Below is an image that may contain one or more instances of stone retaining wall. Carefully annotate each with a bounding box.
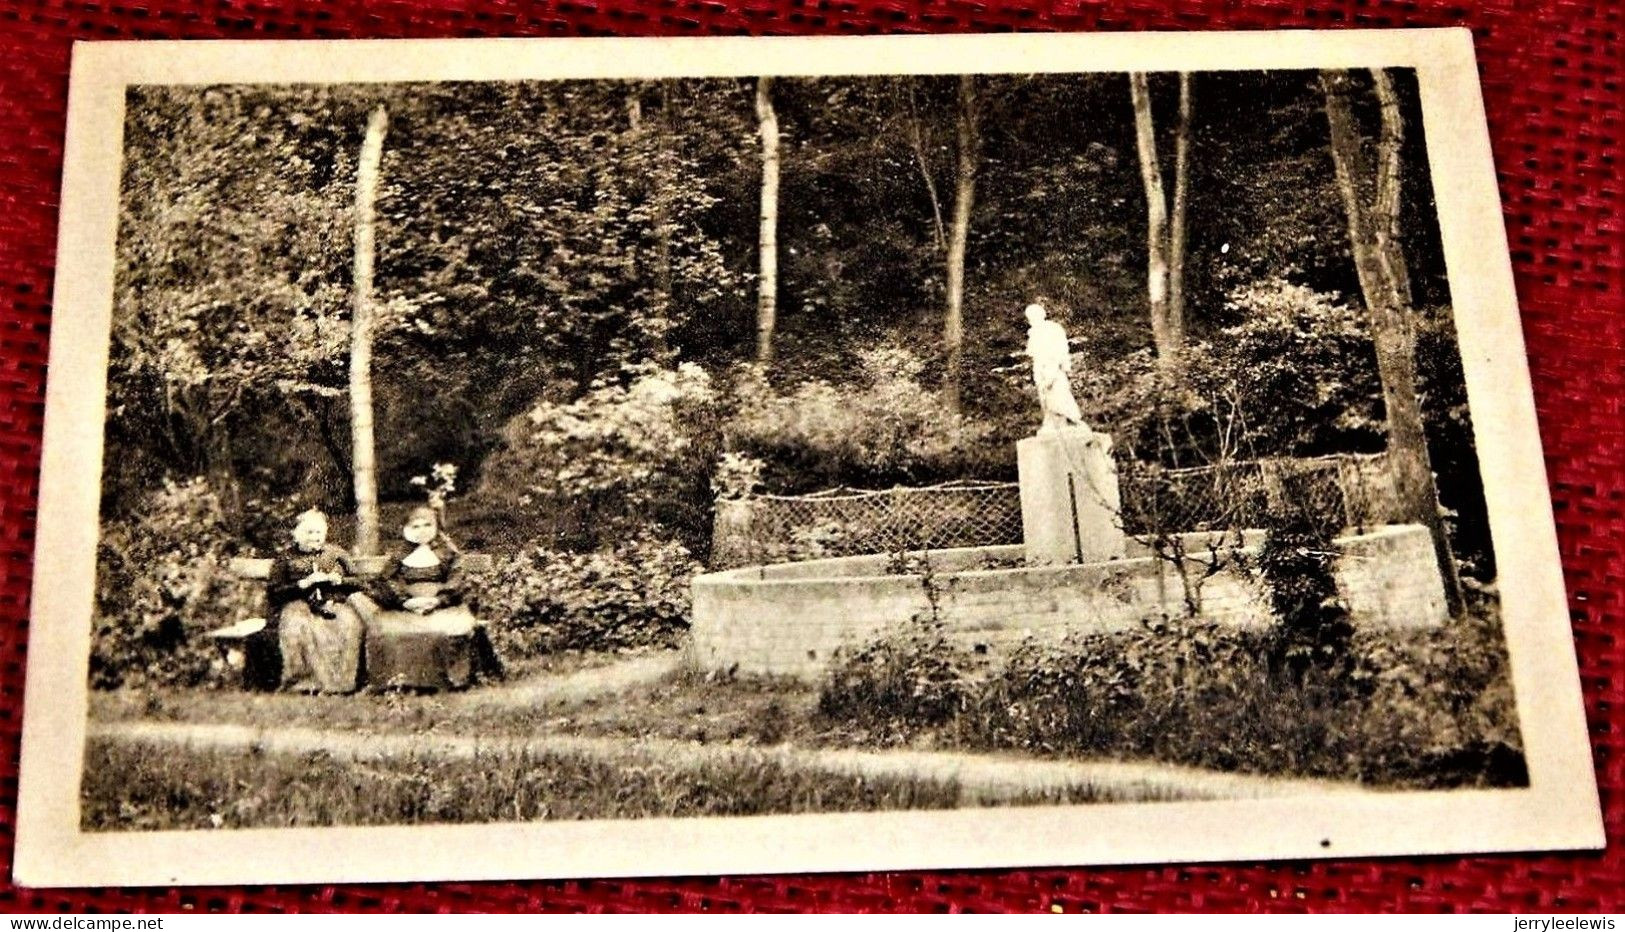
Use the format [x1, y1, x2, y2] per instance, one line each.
[687, 524, 1446, 678]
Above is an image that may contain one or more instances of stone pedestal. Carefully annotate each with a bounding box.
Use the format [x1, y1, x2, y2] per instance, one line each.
[1017, 427, 1126, 565]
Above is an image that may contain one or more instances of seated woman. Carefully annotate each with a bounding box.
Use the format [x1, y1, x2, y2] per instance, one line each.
[271, 509, 365, 694]
[361, 506, 503, 690]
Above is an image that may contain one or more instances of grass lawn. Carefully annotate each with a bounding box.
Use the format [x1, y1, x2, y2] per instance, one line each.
[89, 649, 683, 734]
[84, 649, 1234, 830]
[88, 652, 838, 748]
[82, 734, 973, 830]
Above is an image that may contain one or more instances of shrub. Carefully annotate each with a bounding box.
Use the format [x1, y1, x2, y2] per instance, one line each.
[478, 535, 699, 657]
[817, 618, 980, 745]
[1345, 604, 1525, 786]
[92, 477, 241, 689]
[712, 451, 765, 501]
[974, 619, 1280, 760]
[1258, 494, 1354, 679]
[476, 362, 721, 552]
[823, 608, 1525, 788]
[725, 343, 999, 493]
[1216, 278, 1386, 457]
[1077, 278, 1386, 468]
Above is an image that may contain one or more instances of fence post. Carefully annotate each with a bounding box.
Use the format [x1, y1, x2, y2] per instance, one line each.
[1260, 458, 1287, 517]
[712, 498, 757, 569]
[1335, 456, 1358, 532]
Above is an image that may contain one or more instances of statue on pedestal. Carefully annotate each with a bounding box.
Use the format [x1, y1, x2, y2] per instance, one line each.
[1023, 302, 1086, 435]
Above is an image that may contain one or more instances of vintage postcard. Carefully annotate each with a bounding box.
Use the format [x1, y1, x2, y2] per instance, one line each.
[13, 29, 1603, 887]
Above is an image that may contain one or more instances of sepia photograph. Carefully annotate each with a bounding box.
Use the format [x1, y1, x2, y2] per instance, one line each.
[14, 31, 1602, 887]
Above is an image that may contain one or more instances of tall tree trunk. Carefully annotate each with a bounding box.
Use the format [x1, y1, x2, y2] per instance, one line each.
[626, 90, 643, 130]
[1371, 68, 1413, 307]
[943, 74, 978, 415]
[201, 423, 241, 516]
[754, 76, 780, 365]
[1130, 73, 1177, 372]
[629, 86, 674, 359]
[903, 81, 948, 252]
[1322, 70, 1463, 616]
[350, 104, 388, 557]
[1167, 72, 1193, 356]
[653, 83, 675, 343]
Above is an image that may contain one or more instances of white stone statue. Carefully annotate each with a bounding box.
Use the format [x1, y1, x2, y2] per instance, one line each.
[1024, 302, 1085, 434]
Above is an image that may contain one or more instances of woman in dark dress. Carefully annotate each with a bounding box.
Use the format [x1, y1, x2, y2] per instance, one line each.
[363, 506, 502, 690]
[271, 509, 364, 694]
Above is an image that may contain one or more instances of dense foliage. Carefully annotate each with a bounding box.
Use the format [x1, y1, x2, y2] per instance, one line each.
[476, 362, 721, 552]
[108, 71, 1454, 519]
[817, 619, 977, 734]
[477, 536, 700, 656]
[93, 479, 241, 689]
[819, 606, 1525, 788]
[1258, 484, 1356, 678]
[724, 345, 998, 493]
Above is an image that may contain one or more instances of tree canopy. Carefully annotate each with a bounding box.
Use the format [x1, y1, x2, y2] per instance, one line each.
[108, 68, 1477, 567]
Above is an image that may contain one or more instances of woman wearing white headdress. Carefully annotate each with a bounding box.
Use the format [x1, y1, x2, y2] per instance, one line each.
[363, 506, 503, 691]
[1024, 302, 1085, 434]
[270, 509, 364, 694]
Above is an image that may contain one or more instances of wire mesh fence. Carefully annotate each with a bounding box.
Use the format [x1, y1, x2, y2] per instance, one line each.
[711, 479, 1024, 568]
[711, 452, 1401, 568]
[1119, 452, 1402, 538]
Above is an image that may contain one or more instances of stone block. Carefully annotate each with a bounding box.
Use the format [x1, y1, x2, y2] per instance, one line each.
[1017, 427, 1127, 566]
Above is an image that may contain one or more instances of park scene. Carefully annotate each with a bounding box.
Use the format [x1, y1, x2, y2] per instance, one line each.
[83, 67, 1526, 831]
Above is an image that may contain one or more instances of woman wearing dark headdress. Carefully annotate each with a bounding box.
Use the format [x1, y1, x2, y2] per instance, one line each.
[271, 509, 365, 694]
[363, 506, 502, 690]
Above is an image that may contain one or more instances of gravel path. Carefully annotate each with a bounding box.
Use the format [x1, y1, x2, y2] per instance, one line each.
[453, 651, 684, 709]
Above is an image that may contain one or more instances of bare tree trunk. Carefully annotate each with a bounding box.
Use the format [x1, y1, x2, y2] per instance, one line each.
[754, 76, 780, 365]
[626, 90, 643, 130]
[1322, 70, 1463, 616]
[201, 424, 242, 516]
[1130, 73, 1176, 371]
[943, 75, 978, 415]
[653, 83, 675, 335]
[629, 86, 674, 358]
[904, 81, 948, 252]
[1167, 72, 1193, 356]
[350, 104, 388, 557]
[1371, 68, 1413, 307]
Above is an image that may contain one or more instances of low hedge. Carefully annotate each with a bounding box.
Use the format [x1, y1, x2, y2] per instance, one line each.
[818, 603, 1525, 789]
[476, 535, 699, 657]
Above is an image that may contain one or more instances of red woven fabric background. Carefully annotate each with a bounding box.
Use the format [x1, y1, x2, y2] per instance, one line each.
[0, 0, 1618, 914]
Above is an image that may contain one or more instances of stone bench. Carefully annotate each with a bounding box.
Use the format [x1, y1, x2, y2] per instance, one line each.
[209, 553, 494, 690]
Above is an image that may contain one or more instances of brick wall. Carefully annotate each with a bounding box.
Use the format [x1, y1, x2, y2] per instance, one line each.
[687, 524, 1448, 679]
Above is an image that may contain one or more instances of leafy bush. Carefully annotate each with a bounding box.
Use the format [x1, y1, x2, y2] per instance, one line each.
[1258, 493, 1354, 678]
[712, 451, 765, 501]
[1077, 278, 1385, 468]
[726, 343, 999, 493]
[976, 620, 1276, 759]
[986, 612, 1525, 786]
[92, 478, 241, 689]
[1345, 605, 1525, 785]
[820, 607, 1525, 788]
[476, 362, 721, 552]
[478, 535, 700, 656]
[1217, 278, 1387, 456]
[817, 619, 980, 745]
